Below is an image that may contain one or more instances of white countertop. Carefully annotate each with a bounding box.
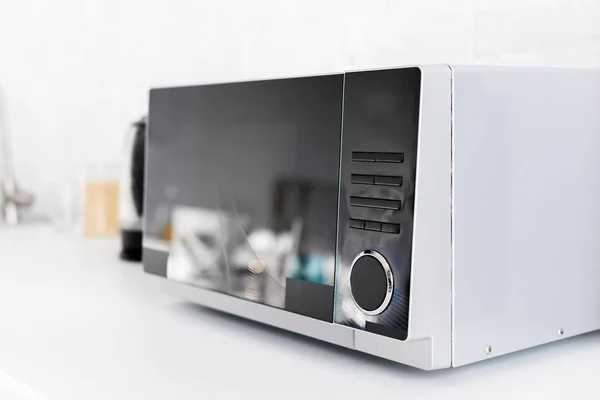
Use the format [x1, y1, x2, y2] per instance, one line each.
[1, 225, 599, 399]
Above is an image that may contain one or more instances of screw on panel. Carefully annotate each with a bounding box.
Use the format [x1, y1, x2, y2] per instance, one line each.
[485, 345, 492, 356]
[557, 328, 564, 337]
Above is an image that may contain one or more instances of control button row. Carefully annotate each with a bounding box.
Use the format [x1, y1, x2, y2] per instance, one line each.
[351, 174, 403, 187]
[351, 152, 404, 163]
[349, 218, 400, 234]
[350, 196, 401, 211]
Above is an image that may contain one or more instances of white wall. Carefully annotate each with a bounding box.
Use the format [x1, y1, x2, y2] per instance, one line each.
[1, 0, 600, 215]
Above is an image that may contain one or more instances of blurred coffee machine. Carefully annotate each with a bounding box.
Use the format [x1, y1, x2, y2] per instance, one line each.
[118, 116, 146, 261]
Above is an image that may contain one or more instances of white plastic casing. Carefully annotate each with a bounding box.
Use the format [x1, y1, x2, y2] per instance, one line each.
[156, 65, 600, 370]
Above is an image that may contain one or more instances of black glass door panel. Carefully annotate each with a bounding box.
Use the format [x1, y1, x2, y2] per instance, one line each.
[146, 75, 344, 321]
[145, 68, 421, 332]
[335, 68, 421, 340]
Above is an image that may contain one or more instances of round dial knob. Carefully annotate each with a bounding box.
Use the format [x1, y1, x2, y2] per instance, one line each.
[349, 250, 394, 316]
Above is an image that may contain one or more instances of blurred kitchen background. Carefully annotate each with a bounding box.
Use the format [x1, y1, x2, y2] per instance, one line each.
[1, 0, 600, 223]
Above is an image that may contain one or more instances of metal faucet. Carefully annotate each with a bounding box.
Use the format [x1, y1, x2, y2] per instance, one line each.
[0, 88, 34, 224]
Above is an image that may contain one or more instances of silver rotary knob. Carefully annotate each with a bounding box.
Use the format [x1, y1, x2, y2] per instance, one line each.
[348, 250, 394, 316]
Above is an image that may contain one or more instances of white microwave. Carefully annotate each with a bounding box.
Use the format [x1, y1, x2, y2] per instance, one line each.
[143, 65, 600, 370]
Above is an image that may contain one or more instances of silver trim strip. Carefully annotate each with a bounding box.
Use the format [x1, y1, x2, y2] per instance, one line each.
[162, 279, 435, 370]
[449, 65, 456, 367]
[162, 279, 354, 348]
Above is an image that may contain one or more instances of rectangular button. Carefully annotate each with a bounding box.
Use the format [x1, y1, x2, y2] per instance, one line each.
[351, 174, 375, 185]
[352, 152, 376, 162]
[350, 196, 401, 210]
[349, 218, 365, 229]
[364, 221, 382, 231]
[374, 175, 403, 187]
[381, 223, 400, 234]
[375, 152, 404, 163]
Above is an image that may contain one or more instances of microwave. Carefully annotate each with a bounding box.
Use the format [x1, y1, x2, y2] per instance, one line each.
[143, 65, 600, 370]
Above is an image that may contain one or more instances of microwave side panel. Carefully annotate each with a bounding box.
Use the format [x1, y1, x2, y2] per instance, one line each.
[451, 66, 600, 367]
